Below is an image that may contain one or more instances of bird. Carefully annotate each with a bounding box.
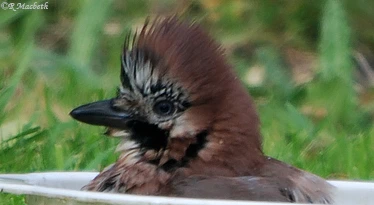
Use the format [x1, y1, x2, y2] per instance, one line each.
[70, 17, 334, 203]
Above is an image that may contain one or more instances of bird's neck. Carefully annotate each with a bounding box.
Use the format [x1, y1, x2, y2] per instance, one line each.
[182, 131, 265, 177]
[184, 83, 265, 176]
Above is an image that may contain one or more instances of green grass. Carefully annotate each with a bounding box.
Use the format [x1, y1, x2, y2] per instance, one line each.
[1, 0, 374, 204]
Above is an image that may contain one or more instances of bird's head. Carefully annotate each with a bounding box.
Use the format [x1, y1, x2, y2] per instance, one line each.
[70, 17, 263, 175]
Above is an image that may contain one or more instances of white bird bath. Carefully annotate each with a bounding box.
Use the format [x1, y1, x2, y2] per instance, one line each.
[0, 172, 373, 205]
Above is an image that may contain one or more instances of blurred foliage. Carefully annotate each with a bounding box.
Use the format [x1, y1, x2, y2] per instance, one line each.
[1, 0, 374, 203]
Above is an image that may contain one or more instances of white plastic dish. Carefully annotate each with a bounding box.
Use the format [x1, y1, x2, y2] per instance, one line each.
[0, 172, 373, 205]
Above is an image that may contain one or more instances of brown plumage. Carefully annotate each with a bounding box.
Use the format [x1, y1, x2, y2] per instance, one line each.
[70, 17, 334, 203]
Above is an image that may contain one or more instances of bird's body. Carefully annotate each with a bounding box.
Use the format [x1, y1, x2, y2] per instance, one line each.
[70, 17, 334, 203]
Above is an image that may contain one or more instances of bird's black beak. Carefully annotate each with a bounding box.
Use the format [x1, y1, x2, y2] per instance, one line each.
[70, 99, 133, 129]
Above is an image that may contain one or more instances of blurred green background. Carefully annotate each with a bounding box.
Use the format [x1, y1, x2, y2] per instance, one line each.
[1, 0, 374, 204]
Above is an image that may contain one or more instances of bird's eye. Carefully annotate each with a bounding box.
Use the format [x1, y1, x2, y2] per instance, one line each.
[153, 100, 175, 116]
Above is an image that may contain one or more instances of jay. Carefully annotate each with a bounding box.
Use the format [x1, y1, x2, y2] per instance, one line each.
[70, 17, 334, 203]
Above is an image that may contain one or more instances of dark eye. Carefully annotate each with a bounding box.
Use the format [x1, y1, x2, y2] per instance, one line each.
[153, 100, 175, 116]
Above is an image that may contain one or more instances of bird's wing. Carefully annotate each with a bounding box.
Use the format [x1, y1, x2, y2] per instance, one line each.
[287, 169, 334, 204]
[167, 173, 334, 203]
[259, 157, 335, 204]
[167, 175, 291, 202]
[166, 158, 335, 204]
